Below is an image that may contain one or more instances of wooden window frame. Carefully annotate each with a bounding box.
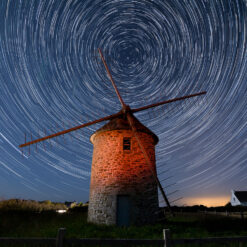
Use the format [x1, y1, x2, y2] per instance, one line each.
[123, 137, 131, 150]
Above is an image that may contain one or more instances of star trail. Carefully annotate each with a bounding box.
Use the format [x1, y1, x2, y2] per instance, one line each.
[0, 0, 246, 205]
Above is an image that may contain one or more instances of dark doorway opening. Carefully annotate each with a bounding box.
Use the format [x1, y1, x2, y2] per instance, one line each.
[116, 195, 130, 226]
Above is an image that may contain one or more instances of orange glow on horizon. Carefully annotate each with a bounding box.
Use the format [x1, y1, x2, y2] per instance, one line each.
[178, 196, 230, 207]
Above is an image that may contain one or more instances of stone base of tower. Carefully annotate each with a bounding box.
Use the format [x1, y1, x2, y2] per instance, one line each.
[88, 189, 159, 226]
[88, 193, 116, 225]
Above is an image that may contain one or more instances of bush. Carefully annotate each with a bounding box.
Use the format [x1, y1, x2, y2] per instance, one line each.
[0, 199, 66, 212]
[68, 205, 88, 213]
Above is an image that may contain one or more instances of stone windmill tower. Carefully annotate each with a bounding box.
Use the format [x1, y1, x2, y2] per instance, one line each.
[19, 49, 206, 226]
[88, 111, 159, 225]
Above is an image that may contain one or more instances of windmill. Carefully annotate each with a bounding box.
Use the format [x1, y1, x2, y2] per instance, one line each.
[19, 49, 206, 226]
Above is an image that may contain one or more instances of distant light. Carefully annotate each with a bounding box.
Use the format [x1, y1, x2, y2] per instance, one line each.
[56, 209, 67, 214]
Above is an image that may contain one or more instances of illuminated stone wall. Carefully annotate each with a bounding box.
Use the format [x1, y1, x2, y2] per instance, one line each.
[87, 129, 159, 225]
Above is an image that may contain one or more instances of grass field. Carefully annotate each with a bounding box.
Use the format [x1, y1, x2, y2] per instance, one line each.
[0, 201, 246, 246]
[0, 210, 247, 243]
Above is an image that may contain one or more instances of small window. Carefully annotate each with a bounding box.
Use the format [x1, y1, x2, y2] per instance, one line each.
[123, 137, 131, 150]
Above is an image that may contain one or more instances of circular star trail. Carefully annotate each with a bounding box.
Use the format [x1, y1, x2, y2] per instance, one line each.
[0, 0, 246, 204]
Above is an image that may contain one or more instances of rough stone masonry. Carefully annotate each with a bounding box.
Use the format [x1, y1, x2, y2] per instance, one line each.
[88, 114, 159, 225]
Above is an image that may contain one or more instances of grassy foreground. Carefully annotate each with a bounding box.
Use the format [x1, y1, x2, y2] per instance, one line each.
[0, 200, 247, 246]
[0, 213, 247, 247]
[0, 210, 247, 239]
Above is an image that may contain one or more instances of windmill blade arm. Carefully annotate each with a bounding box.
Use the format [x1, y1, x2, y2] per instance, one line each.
[19, 112, 123, 148]
[98, 48, 126, 108]
[132, 91, 206, 114]
[126, 113, 174, 215]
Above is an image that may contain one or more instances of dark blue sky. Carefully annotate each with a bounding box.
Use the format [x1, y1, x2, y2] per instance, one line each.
[0, 0, 246, 206]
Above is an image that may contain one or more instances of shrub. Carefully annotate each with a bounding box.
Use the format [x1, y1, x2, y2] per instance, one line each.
[0, 199, 66, 212]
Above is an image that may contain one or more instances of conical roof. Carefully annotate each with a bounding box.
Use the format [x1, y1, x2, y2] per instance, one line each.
[90, 112, 159, 144]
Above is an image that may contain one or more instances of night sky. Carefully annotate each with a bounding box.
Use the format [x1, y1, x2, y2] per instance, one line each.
[0, 0, 247, 207]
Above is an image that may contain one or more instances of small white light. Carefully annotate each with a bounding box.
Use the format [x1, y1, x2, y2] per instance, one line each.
[56, 209, 67, 214]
